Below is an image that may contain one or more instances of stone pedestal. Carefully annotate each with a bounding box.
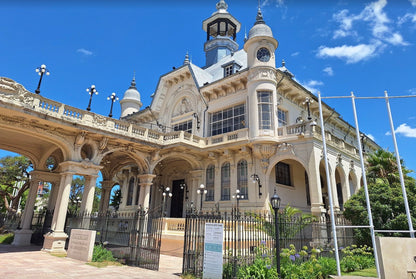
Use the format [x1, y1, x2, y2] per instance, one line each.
[42, 231, 68, 254]
[12, 229, 33, 246]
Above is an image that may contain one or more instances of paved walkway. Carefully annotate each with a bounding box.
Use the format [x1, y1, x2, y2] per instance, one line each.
[0, 244, 182, 279]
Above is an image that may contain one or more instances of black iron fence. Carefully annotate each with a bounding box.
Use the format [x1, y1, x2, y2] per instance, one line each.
[182, 209, 354, 278]
[65, 207, 164, 271]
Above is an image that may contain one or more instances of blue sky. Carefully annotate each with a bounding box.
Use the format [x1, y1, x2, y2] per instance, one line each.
[1, 0, 416, 177]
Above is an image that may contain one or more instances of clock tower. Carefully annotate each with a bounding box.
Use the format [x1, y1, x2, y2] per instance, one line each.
[244, 8, 279, 138]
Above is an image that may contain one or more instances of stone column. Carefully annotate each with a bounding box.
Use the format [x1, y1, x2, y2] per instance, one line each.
[43, 172, 73, 254]
[80, 175, 98, 214]
[99, 180, 113, 213]
[47, 182, 58, 211]
[138, 174, 156, 210]
[189, 170, 203, 211]
[329, 167, 340, 210]
[12, 175, 40, 246]
[308, 150, 324, 217]
[119, 170, 129, 210]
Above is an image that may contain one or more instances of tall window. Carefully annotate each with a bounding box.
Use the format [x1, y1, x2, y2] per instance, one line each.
[135, 178, 140, 205]
[206, 164, 215, 201]
[221, 162, 230, 200]
[305, 171, 311, 206]
[258, 91, 272, 129]
[278, 108, 287, 126]
[209, 104, 246, 136]
[276, 162, 291, 186]
[127, 177, 135, 206]
[237, 160, 248, 200]
[173, 120, 192, 134]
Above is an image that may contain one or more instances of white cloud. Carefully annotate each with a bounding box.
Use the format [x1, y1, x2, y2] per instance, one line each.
[317, 43, 380, 64]
[322, 0, 408, 63]
[411, 0, 416, 7]
[299, 80, 324, 94]
[398, 13, 416, 25]
[392, 123, 416, 138]
[77, 48, 93, 56]
[367, 134, 376, 141]
[323, 67, 334, 76]
[409, 88, 416, 95]
[291, 52, 299, 56]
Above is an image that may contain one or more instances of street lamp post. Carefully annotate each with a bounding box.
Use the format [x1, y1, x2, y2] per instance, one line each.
[303, 97, 314, 121]
[180, 182, 189, 201]
[270, 189, 281, 277]
[251, 174, 262, 198]
[35, 64, 50, 94]
[107, 92, 119, 118]
[86, 85, 98, 111]
[75, 196, 81, 215]
[162, 186, 172, 217]
[232, 189, 244, 214]
[197, 184, 207, 212]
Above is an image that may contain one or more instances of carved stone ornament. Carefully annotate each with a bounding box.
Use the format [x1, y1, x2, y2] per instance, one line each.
[75, 131, 87, 146]
[350, 160, 355, 171]
[0, 77, 33, 104]
[93, 114, 107, 126]
[277, 142, 295, 155]
[248, 68, 277, 83]
[336, 153, 342, 166]
[173, 98, 192, 117]
[253, 144, 276, 172]
[99, 137, 108, 151]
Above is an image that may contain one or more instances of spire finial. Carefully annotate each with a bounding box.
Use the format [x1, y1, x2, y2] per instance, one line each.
[184, 52, 190, 65]
[130, 72, 137, 89]
[244, 27, 248, 43]
[255, 0, 265, 25]
[216, 0, 228, 11]
[282, 59, 286, 67]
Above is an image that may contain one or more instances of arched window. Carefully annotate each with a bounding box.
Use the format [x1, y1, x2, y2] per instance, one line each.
[127, 177, 134, 206]
[237, 160, 248, 200]
[221, 162, 230, 200]
[206, 165, 215, 201]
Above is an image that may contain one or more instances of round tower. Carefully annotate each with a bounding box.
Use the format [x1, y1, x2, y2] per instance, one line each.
[244, 8, 279, 138]
[120, 77, 142, 118]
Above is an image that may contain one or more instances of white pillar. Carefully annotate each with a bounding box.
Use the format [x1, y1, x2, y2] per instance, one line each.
[42, 172, 72, 253]
[99, 180, 113, 213]
[80, 175, 97, 214]
[12, 176, 39, 246]
[138, 174, 156, 210]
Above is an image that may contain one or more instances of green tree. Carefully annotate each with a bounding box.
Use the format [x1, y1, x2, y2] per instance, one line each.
[344, 149, 416, 245]
[110, 188, 121, 211]
[68, 176, 85, 214]
[0, 156, 32, 213]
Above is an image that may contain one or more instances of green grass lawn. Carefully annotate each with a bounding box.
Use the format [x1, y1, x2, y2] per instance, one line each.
[343, 268, 378, 277]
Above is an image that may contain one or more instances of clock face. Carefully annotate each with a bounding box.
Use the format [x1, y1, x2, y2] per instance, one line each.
[257, 47, 271, 62]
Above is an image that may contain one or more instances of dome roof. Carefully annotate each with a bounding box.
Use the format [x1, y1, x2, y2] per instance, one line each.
[121, 77, 141, 102]
[248, 8, 276, 45]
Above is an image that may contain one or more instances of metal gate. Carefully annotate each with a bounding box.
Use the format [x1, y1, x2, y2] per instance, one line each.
[129, 207, 164, 271]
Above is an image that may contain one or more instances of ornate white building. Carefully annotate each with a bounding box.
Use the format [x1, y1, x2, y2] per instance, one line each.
[0, 1, 377, 252]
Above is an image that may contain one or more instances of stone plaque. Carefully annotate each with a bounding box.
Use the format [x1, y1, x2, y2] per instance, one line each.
[376, 236, 416, 279]
[67, 229, 96, 262]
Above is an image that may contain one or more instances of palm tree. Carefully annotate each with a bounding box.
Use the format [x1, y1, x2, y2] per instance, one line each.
[366, 149, 399, 185]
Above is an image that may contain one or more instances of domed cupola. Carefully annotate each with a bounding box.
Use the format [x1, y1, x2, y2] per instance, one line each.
[244, 7, 278, 68]
[202, 0, 241, 67]
[120, 76, 143, 118]
[245, 7, 278, 50]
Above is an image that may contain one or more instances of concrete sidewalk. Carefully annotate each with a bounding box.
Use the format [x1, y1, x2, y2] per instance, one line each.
[0, 244, 182, 279]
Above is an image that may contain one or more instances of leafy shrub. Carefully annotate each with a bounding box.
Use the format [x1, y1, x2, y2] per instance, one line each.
[0, 233, 14, 244]
[92, 244, 116, 262]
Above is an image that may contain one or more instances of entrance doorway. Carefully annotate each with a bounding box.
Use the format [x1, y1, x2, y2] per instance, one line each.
[170, 179, 184, 217]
